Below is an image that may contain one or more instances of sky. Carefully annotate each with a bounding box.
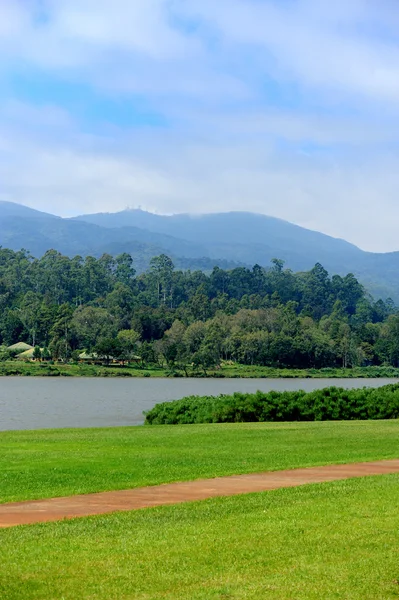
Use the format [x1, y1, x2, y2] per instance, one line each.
[0, 0, 399, 252]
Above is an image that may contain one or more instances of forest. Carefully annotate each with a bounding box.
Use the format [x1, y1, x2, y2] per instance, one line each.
[0, 247, 399, 371]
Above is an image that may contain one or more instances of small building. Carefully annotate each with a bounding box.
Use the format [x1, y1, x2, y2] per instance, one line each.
[17, 348, 44, 360]
[78, 351, 141, 365]
[8, 342, 34, 353]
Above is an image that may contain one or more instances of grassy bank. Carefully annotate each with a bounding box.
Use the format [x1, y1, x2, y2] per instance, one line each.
[1, 475, 399, 599]
[1, 360, 399, 378]
[1, 420, 399, 503]
[0, 360, 161, 378]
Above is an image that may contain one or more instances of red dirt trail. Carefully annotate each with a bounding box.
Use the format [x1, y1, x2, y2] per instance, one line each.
[1, 459, 399, 528]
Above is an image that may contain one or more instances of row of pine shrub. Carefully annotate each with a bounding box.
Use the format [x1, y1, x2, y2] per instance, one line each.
[144, 384, 399, 424]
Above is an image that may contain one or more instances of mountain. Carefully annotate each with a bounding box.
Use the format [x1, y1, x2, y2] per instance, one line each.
[0, 201, 60, 221]
[76, 209, 399, 301]
[73, 209, 360, 269]
[74, 208, 349, 245]
[75, 208, 399, 300]
[73, 210, 363, 278]
[1, 201, 399, 300]
[0, 202, 242, 273]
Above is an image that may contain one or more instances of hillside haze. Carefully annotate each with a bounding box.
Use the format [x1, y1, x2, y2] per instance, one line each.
[74, 209, 362, 271]
[1, 201, 399, 300]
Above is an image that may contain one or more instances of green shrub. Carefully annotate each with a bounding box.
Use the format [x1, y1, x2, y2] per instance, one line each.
[144, 384, 399, 425]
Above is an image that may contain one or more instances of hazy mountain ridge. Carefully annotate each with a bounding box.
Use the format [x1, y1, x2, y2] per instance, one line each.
[0, 202, 244, 273]
[74, 208, 364, 273]
[74, 208, 399, 300]
[1, 201, 399, 300]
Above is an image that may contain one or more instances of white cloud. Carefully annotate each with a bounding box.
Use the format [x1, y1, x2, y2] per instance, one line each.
[1, 1, 399, 252]
[0, 0, 200, 70]
[180, 0, 399, 105]
[1, 104, 399, 252]
[2, 0, 399, 106]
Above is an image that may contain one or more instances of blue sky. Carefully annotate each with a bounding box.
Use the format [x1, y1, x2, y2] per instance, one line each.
[0, 0, 399, 251]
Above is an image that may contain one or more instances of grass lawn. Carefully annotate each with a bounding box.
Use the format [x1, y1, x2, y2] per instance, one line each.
[1, 420, 399, 503]
[1, 475, 399, 599]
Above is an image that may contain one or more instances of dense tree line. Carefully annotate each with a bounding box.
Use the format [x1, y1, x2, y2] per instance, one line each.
[0, 247, 398, 370]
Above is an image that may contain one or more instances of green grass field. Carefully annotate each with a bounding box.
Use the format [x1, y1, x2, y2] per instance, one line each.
[1, 475, 399, 599]
[1, 420, 399, 504]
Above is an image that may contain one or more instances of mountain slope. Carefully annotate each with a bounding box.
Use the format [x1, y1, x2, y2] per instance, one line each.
[0, 202, 241, 272]
[0, 201, 60, 221]
[74, 208, 358, 251]
[74, 209, 399, 300]
[74, 209, 362, 269]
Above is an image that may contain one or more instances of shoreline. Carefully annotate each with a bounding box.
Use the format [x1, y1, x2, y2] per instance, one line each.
[1, 361, 399, 379]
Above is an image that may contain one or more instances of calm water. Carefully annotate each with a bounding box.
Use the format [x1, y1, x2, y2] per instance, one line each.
[0, 377, 397, 431]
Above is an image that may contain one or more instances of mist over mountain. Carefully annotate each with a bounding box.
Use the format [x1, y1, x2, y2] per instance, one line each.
[1, 201, 399, 300]
[74, 208, 361, 271]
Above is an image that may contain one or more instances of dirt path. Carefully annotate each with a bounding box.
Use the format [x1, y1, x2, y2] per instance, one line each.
[1, 459, 399, 528]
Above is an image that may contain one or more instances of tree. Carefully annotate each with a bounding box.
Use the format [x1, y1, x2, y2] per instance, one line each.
[333, 273, 364, 316]
[49, 304, 75, 360]
[203, 315, 231, 361]
[161, 320, 188, 374]
[0, 308, 25, 346]
[188, 293, 212, 321]
[337, 323, 355, 368]
[184, 321, 207, 354]
[0, 244, 394, 373]
[117, 329, 141, 362]
[105, 283, 136, 329]
[150, 255, 174, 306]
[33, 346, 42, 361]
[294, 321, 336, 368]
[236, 330, 270, 365]
[266, 260, 299, 304]
[0, 346, 11, 362]
[192, 345, 219, 375]
[269, 333, 296, 368]
[300, 263, 332, 320]
[210, 266, 229, 295]
[94, 338, 122, 365]
[71, 306, 117, 350]
[115, 253, 136, 287]
[140, 341, 156, 366]
[41, 347, 51, 361]
[17, 292, 42, 346]
[271, 258, 285, 273]
[376, 315, 399, 366]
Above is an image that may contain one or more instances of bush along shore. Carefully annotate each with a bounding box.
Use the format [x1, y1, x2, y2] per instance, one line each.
[144, 383, 399, 424]
[2, 361, 399, 378]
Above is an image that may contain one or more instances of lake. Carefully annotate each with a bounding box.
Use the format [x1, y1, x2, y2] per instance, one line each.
[1, 377, 397, 431]
[0, 377, 397, 431]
